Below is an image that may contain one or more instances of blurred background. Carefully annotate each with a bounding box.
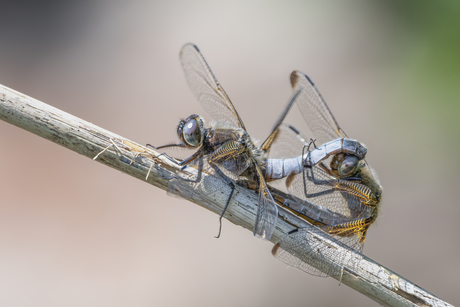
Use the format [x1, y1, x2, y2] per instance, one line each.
[0, 1, 458, 306]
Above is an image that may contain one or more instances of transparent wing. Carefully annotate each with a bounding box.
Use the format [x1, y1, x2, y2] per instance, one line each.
[272, 225, 363, 277]
[265, 123, 306, 160]
[287, 164, 371, 223]
[290, 70, 348, 146]
[167, 152, 217, 199]
[260, 90, 301, 154]
[268, 124, 371, 223]
[180, 43, 246, 130]
[167, 152, 236, 206]
[290, 71, 382, 206]
[253, 164, 278, 240]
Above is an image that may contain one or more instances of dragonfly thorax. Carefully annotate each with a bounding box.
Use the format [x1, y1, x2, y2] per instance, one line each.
[177, 114, 205, 148]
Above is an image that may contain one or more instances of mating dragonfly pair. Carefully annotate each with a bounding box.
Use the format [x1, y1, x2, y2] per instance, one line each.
[153, 43, 382, 277]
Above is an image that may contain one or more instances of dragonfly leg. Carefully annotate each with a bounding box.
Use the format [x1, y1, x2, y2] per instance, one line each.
[317, 162, 337, 177]
[301, 164, 336, 200]
[341, 176, 362, 182]
[308, 138, 318, 150]
[211, 166, 236, 239]
[143, 152, 181, 180]
[146, 143, 191, 170]
[149, 148, 204, 181]
[303, 138, 317, 156]
[146, 143, 189, 164]
[301, 138, 318, 167]
[321, 217, 373, 240]
[306, 164, 371, 205]
[206, 141, 247, 238]
[153, 152, 182, 166]
[146, 143, 186, 150]
[168, 152, 204, 183]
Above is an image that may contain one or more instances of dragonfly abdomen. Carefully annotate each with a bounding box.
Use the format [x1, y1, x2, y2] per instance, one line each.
[265, 156, 303, 180]
[305, 138, 367, 167]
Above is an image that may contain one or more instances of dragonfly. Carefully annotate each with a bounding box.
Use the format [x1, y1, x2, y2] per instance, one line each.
[151, 43, 302, 241]
[153, 44, 382, 277]
[264, 71, 383, 277]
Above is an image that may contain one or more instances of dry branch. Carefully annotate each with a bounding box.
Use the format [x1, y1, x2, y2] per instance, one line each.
[0, 84, 452, 307]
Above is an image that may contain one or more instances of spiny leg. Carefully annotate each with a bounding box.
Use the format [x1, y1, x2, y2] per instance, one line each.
[146, 142, 190, 171]
[163, 153, 205, 201]
[301, 138, 320, 199]
[149, 149, 203, 181]
[146, 143, 186, 150]
[168, 151, 204, 183]
[118, 147, 183, 181]
[207, 140, 247, 238]
[212, 166, 236, 239]
[144, 152, 180, 180]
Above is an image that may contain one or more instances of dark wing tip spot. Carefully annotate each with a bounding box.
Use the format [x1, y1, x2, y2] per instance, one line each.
[290, 70, 300, 88]
[290, 70, 315, 88]
[271, 242, 281, 256]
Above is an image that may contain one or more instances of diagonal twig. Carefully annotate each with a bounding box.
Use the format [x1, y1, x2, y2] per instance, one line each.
[0, 84, 452, 307]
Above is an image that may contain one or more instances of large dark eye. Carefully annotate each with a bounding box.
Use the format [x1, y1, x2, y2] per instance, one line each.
[338, 155, 359, 177]
[183, 118, 202, 146]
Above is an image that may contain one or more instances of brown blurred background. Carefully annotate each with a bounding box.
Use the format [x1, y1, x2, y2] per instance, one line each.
[0, 1, 458, 306]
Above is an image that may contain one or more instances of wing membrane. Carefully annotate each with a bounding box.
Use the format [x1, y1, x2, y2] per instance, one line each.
[290, 70, 347, 145]
[287, 165, 371, 223]
[266, 123, 306, 159]
[272, 226, 363, 277]
[253, 164, 278, 240]
[180, 43, 246, 130]
[268, 71, 381, 277]
[268, 124, 370, 223]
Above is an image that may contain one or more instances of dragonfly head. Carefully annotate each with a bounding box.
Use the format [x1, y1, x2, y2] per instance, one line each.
[331, 153, 361, 177]
[337, 155, 360, 177]
[177, 114, 205, 148]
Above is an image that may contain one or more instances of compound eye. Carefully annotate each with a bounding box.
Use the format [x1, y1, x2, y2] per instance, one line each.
[183, 118, 202, 147]
[338, 155, 359, 177]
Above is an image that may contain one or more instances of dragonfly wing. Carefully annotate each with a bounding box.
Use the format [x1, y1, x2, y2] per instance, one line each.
[261, 90, 301, 153]
[290, 70, 382, 204]
[290, 70, 348, 145]
[253, 164, 278, 240]
[167, 153, 230, 201]
[180, 43, 246, 130]
[272, 226, 363, 277]
[267, 123, 371, 224]
[263, 124, 364, 233]
[287, 165, 371, 224]
[265, 123, 307, 160]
